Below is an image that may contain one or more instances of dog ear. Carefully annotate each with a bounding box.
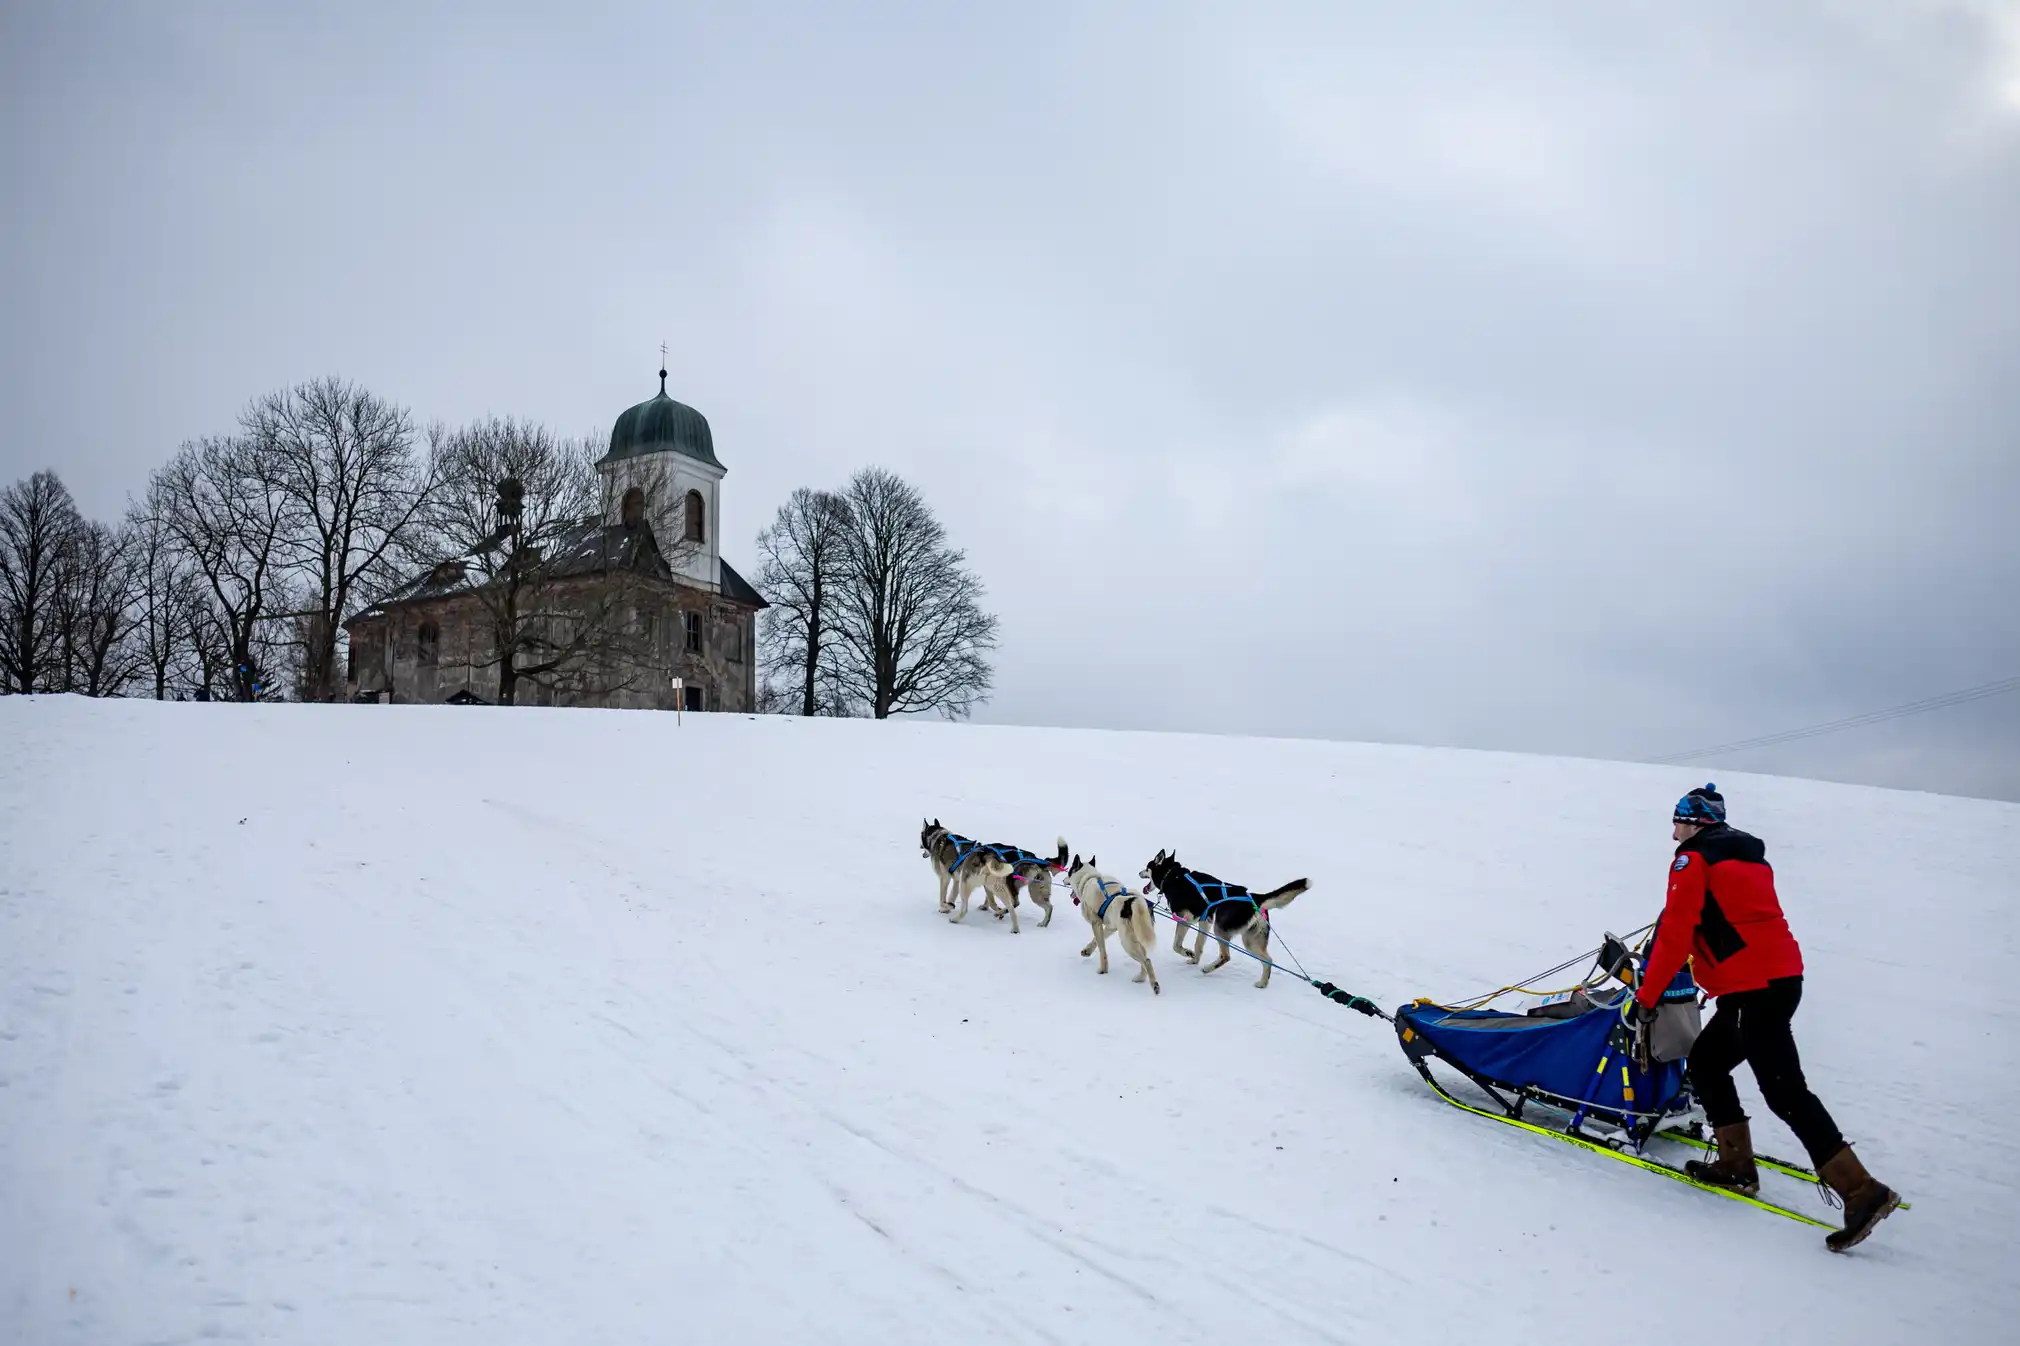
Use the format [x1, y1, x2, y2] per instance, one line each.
[1090, 854, 1098, 867]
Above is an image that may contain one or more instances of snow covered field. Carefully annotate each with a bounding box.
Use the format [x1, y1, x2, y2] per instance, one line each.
[3, 696, 2016, 1345]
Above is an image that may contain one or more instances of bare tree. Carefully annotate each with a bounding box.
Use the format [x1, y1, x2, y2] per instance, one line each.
[0, 470, 84, 694]
[250, 378, 433, 702]
[148, 435, 299, 701]
[829, 467, 998, 719]
[415, 418, 685, 706]
[123, 497, 195, 700]
[754, 486, 854, 716]
[180, 583, 236, 701]
[421, 416, 598, 562]
[50, 518, 142, 696]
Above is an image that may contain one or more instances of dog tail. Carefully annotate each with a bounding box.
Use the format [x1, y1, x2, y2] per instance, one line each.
[1052, 836, 1068, 868]
[1122, 894, 1156, 949]
[1258, 879, 1309, 912]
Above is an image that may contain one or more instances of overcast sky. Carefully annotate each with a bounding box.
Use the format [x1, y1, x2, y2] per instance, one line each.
[5, 1, 2017, 801]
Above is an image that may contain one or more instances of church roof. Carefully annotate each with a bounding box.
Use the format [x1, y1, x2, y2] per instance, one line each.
[344, 518, 768, 624]
[718, 557, 767, 609]
[599, 370, 721, 471]
[345, 517, 670, 623]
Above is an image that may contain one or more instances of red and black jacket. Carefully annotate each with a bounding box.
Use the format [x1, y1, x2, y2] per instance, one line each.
[1637, 824, 1804, 1006]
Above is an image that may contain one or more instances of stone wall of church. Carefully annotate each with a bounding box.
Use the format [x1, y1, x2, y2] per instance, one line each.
[345, 577, 758, 713]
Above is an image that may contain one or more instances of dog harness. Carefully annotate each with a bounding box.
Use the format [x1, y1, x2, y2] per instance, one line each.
[1093, 878, 1130, 920]
[942, 833, 983, 873]
[986, 843, 1046, 884]
[943, 835, 1060, 886]
[1181, 870, 1265, 923]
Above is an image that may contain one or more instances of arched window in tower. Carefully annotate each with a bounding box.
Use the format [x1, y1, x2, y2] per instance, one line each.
[417, 620, 440, 666]
[621, 486, 646, 528]
[684, 489, 707, 545]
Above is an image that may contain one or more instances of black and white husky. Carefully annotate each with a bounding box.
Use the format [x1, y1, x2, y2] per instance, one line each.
[1066, 854, 1159, 994]
[1139, 849, 1308, 989]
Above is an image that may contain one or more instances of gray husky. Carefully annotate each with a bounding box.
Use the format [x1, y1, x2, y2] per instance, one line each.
[920, 819, 1016, 930]
[918, 820, 1066, 934]
[982, 838, 1068, 928]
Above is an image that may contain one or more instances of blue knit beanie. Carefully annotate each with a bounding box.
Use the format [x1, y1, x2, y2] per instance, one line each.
[1673, 783, 1726, 826]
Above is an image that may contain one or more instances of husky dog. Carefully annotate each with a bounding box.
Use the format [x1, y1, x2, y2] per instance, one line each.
[976, 838, 1068, 928]
[1139, 849, 1308, 989]
[919, 819, 1018, 930]
[1066, 854, 1159, 994]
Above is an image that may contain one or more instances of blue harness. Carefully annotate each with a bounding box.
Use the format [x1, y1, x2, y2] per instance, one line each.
[1092, 877, 1131, 919]
[944, 835, 1048, 882]
[1182, 870, 1262, 923]
[943, 833, 982, 872]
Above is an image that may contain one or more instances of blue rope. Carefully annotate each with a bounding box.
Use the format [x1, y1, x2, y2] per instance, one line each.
[1149, 899, 1305, 982]
[1148, 899, 1386, 1019]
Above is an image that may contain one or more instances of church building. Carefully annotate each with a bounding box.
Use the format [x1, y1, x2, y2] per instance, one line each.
[343, 370, 767, 711]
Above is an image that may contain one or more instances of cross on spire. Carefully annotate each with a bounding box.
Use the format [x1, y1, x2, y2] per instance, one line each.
[658, 341, 668, 394]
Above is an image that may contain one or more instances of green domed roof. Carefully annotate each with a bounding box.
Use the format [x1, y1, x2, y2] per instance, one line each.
[600, 371, 721, 470]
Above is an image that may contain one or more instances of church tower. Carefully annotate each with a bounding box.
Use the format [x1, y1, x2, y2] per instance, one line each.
[595, 364, 724, 592]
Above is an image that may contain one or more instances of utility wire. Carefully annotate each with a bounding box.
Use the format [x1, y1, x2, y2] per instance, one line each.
[1650, 673, 2020, 765]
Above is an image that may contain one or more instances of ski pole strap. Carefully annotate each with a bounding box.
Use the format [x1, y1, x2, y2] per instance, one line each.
[1312, 980, 1391, 1021]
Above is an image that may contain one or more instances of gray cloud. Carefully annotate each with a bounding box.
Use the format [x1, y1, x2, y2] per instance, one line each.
[5, 1, 2017, 798]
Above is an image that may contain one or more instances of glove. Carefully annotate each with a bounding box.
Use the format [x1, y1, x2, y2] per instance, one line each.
[1628, 999, 1660, 1069]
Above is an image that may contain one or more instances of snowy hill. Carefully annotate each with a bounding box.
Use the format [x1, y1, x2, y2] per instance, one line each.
[3, 697, 2017, 1345]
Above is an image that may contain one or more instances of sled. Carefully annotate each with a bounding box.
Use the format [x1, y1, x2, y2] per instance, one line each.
[1394, 930, 1700, 1150]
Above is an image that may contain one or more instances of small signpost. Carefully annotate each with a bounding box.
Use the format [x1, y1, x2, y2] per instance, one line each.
[671, 676, 683, 726]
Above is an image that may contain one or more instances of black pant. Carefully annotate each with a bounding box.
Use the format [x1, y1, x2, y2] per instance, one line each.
[1687, 976, 1846, 1167]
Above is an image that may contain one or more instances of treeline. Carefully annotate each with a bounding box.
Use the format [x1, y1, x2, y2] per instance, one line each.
[4, 377, 1001, 719]
[1, 377, 604, 702]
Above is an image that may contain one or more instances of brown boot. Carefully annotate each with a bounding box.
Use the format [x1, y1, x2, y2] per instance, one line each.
[1684, 1122, 1760, 1195]
[1819, 1146, 1900, 1252]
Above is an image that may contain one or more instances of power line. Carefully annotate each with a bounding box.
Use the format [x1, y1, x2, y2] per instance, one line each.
[1649, 673, 2020, 765]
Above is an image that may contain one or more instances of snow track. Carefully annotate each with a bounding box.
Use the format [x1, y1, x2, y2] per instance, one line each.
[3, 697, 2016, 1343]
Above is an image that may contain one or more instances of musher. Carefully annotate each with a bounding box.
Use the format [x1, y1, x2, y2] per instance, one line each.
[1635, 784, 1901, 1251]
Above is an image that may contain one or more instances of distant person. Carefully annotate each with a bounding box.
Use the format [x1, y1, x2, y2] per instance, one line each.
[1636, 784, 1900, 1251]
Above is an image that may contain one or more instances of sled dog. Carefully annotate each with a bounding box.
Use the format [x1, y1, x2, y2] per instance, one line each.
[1139, 848, 1308, 988]
[1067, 854, 1159, 994]
[919, 819, 1019, 930]
[978, 838, 1068, 928]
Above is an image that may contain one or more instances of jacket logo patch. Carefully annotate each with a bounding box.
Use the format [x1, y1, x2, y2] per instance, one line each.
[1673, 855, 1691, 871]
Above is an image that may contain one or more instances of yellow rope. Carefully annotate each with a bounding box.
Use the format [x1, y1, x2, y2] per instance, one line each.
[1451, 983, 1583, 1010]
